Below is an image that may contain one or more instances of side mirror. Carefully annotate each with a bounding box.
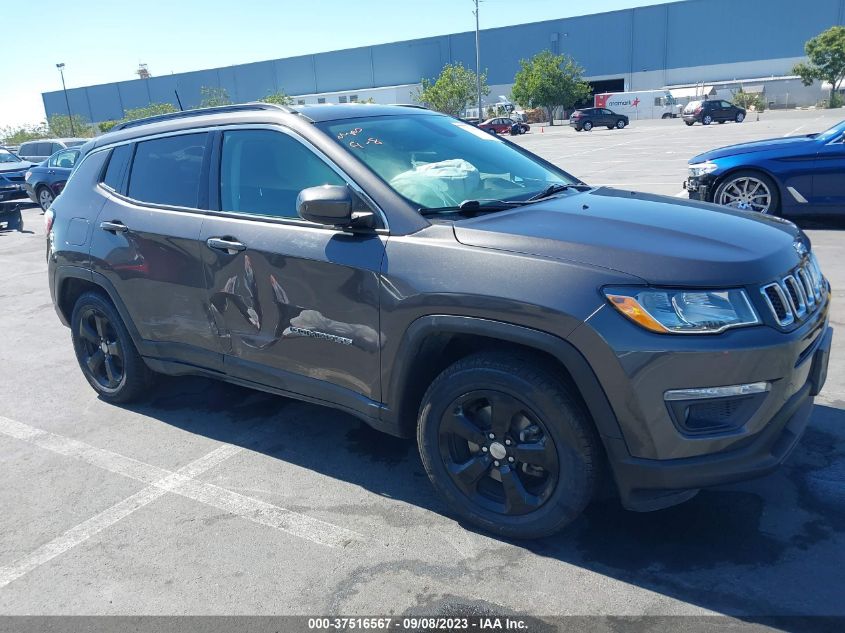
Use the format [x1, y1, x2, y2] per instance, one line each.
[297, 185, 375, 229]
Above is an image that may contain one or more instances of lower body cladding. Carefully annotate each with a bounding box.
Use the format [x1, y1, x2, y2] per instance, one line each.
[573, 297, 832, 511]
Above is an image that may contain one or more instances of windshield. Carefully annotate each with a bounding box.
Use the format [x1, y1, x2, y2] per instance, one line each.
[317, 114, 577, 210]
[815, 120, 845, 142]
[0, 149, 21, 164]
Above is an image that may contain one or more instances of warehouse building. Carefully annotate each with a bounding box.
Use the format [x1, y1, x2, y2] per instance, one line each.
[42, 0, 845, 123]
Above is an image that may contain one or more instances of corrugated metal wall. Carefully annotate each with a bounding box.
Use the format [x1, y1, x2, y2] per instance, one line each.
[42, 0, 845, 122]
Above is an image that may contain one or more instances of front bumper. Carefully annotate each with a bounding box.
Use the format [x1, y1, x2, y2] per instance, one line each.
[683, 174, 717, 201]
[570, 285, 832, 511]
[0, 184, 27, 202]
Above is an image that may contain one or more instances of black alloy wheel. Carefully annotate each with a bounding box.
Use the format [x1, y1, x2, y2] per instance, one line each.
[438, 390, 559, 516]
[71, 291, 155, 403]
[417, 353, 600, 538]
[77, 307, 126, 392]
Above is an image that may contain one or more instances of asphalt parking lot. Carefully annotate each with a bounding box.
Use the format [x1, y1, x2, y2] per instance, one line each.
[0, 109, 843, 621]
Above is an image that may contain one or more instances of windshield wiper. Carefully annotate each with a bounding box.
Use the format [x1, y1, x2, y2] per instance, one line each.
[420, 199, 526, 216]
[527, 183, 590, 201]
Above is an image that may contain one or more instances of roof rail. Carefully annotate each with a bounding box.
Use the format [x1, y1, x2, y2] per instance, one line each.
[111, 102, 295, 132]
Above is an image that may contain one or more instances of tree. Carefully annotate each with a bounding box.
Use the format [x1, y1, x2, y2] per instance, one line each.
[414, 62, 489, 116]
[47, 114, 95, 138]
[98, 103, 179, 133]
[732, 88, 766, 112]
[511, 51, 591, 125]
[259, 91, 295, 106]
[793, 26, 845, 108]
[199, 86, 232, 108]
[1, 123, 49, 145]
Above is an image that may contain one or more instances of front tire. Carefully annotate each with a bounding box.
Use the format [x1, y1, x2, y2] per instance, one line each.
[71, 292, 155, 403]
[702, 114, 713, 125]
[417, 353, 600, 539]
[713, 170, 780, 215]
[736, 112, 745, 123]
[616, 119, 626, 129]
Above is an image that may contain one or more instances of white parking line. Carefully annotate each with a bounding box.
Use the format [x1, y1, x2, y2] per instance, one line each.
[0, 415, 362, 578]
[0, 443, 239, 590]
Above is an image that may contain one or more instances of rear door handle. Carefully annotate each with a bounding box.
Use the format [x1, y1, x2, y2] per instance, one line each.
[100, 220, 128, 233]
[206, 237, 247, 253]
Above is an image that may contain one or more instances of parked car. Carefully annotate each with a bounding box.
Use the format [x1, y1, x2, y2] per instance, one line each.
[682, 99, 746, 126]
[24, 147, 81, 211]
[47, 103, 831, 539]
[17, 138, 87, 163]
[569, 108, 628, 131]
[477, 117, 529, 135]
[685, 119, 845, 215]
[0, 148, 34, 203]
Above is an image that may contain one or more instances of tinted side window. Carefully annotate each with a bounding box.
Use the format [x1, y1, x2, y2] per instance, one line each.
[102, 144, 133, 192]
[19, 143, 34, 156]
[51, 143, 63, 154]
[128, 133, 207, 208]
[219, 129, 344, 219]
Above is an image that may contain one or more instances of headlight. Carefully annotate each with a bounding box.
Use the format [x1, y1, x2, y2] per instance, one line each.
[688, 161, 718, 177]
[24, 171, 32, 180]
[604, 287, 760, 334]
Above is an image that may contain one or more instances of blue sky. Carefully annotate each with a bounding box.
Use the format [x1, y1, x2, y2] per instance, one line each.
[1, 0, 678, 128]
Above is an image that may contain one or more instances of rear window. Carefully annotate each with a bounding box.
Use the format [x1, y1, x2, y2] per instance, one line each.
[101, 144, 133, 192]
[127, 133, 207, 208]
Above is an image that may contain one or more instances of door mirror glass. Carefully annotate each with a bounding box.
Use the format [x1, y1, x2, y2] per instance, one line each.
[297, 185, 355, 226]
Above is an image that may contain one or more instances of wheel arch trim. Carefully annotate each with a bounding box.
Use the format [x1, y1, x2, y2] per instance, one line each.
[382, 314, 624, 442]
[54, 265, 146, 354]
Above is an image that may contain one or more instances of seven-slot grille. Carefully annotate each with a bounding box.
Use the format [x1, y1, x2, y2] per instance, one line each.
[760, 257, 825, 327]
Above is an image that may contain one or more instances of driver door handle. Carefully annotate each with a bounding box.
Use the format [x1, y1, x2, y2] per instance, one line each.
[99, 220, 128, 233]
[206, 237, 247, 253]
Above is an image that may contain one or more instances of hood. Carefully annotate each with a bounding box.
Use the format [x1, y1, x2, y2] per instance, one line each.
[691, 135, 817, 162]
[0, 159, 34, 173]
[453, 188, 803, 286]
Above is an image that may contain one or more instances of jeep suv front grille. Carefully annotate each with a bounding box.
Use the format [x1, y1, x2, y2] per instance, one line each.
[760, 260, 825, 327]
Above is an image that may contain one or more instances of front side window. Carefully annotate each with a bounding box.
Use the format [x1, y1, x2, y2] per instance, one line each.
[127, 133, 207, 208]
[318, 114, 575, 210]
[219, 129, 344, 219]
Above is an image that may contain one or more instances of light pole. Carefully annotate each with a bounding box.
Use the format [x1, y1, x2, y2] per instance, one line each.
[56, 63, 76, 136]
[473, 0, 481, 120]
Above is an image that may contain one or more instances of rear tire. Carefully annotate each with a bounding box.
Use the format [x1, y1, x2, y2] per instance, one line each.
[37, 186, 54, 212]
[685, 120, 694, 126]
[583, 121, 593, 131]
[70, 291, 155, 403]
[417, 352, 600, 539]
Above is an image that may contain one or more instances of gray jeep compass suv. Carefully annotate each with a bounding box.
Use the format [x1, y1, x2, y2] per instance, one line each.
[47, 103, 832, 538]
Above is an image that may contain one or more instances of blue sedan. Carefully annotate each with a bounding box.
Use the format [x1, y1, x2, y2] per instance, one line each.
[685, 119, 845, 215]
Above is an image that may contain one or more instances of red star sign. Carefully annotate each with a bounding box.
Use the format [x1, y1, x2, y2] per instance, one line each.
[632, 98, 640, 107]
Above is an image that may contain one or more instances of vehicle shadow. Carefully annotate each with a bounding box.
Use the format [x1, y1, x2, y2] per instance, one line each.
[124, 375, 845, 617]
[791, 215, 845, 231]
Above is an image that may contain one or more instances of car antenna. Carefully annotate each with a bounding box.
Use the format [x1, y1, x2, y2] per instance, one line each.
[174, 90, 184, 112]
